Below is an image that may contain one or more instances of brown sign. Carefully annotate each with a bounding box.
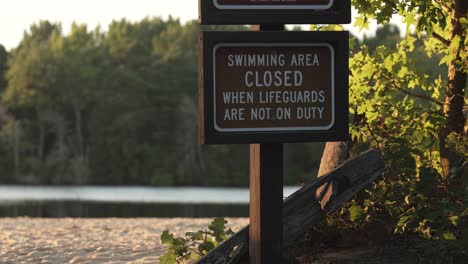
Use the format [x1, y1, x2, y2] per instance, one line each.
[199, 31, 349, 144]
[214, 0, 333, 9]
[213, 43, 334, 132]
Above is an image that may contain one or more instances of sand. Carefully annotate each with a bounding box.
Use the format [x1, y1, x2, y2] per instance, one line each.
[0, 217, 249, 264]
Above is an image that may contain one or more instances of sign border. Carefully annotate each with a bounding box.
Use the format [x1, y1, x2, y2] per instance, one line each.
[213, 0, 334, 10]
[199, 0, 350, 25]
[199, 31, 349, 144]
[213, 43, 336, 132]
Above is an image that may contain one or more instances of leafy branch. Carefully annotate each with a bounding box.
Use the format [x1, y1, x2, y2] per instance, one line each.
[159, 218, 235, 264]
[431, 32, 451, 47]
[393, 84, 444, 107]
[387, 79, 444, 107]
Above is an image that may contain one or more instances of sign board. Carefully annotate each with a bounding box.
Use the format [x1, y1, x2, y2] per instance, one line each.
[199, 31, 349, 144]
[214, 0, 333, 9]
[199, 0, 350, 25]
[214, 44, 334, 132]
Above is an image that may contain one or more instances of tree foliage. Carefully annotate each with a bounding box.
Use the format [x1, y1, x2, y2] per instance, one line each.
[0, 44, 7, 92]
[352, 0, 467, 177]
[324, 0, 468, 244]
[0, 18, 322, 186]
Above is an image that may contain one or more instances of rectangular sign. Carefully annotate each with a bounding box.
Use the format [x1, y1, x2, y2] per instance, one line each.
[214, 43, 334, 132]
[199, 0, 350, 25]
[199, 31, 349, 144]
[214, 0, 333, 9]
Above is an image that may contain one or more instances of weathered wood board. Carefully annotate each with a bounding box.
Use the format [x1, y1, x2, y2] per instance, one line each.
[196, 149, 385, 264]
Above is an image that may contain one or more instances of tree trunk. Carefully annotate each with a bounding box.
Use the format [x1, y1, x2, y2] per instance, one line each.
[13, 121, 20, 176]
[440, 0, 467, 178]
[315, 141, 349, 209]
[55, 113, 67, 183]
[38, 118, 45, 161]
[73, 102, 84, 157]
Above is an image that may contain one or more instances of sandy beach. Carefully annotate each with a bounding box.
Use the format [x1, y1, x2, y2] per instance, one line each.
[0, 217, 249, 264]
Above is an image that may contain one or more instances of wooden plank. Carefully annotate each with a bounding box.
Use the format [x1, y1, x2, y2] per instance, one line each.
[196, 149, 385, 264]
[250, 144, 284, 264]
[249, 144, 261, 264]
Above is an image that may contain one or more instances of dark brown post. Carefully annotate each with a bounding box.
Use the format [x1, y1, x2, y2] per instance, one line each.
[249, 24, 285, 264]
[250, 144, 284, 264]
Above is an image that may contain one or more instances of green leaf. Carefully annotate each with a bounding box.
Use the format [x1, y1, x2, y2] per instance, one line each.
[403, 12, 417, 28]
[443, 232, 456, 240]
[349, 204, 365, 222]
[173, 237, 188, 254]
[460, 17, 468, 29]
[439, 54, 451, 66]
[449, 35, 461, 51]
[355, 16, 370, 30]
[189, 250, 202, 260]
[209, 218, 227, 230]
[397, 66, 409, 78]
[209, 218, 228, 242]
[161, 230, 174, 245]
[186, 231, 204, 240]
[397, 215, 411, 231]
[383, 55, 394, 72]
[159, 251, 176, 264]
[199, 241, 216, 253]
[401, 36, 416, 51]
[449, 216, 460, 227]
[408, 79, 418, 89]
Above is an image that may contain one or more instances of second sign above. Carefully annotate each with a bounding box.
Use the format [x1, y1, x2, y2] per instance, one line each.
[199, 0, 351, 25]
[214, 0, 333, 9]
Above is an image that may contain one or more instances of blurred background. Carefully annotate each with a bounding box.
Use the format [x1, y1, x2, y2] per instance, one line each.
[0, 0, 443, 219]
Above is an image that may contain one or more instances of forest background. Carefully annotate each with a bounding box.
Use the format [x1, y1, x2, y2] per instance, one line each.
[0, 21, 326, 186]
[0, 18, 449, 187]
[0, 18, 459, 187]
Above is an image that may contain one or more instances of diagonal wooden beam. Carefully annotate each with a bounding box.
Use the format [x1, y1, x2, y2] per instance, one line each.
[196, 149, 386, 264]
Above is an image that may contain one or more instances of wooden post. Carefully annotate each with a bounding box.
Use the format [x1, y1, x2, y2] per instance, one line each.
[250, 144, 284, 264]
[249, 24, 285, 264]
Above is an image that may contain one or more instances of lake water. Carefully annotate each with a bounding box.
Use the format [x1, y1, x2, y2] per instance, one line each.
[0, 185, 301, 218]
